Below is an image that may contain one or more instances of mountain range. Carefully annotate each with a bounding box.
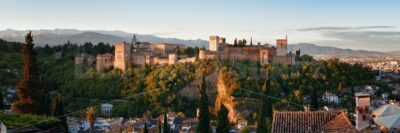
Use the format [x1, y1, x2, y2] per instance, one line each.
[0, 29, 208, 48]
[0, 29, 394, 56]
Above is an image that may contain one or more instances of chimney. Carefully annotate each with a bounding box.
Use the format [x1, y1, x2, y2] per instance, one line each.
[355, 92, 371, 130]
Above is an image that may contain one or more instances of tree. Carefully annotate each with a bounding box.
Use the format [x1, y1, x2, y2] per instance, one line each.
[0, 88, 3, 112]
[337, 82, 343, 95]
[310, 87, 319, 110]
[257, 80, 272, 133]
[12, 31, 50, 115]
[175, 46, 181, 55]
[51, 93, 68, 132]
[217, 104, 230, 133]
[157, 118, 162, 133]
[86, 107, 97, 133]
[242, 38, 247, 46]
[143, 122, 148, 133]
[234, 38, 238, 46]
[198, 75, 210, 133]
[250, 37, 253, 46]
[163, 112, 170, 133]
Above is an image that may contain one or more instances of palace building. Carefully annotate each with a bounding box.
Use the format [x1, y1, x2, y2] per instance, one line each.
[110, 35, 194, 71]
[94, 34, 301, 71]
[199, 35, 300, 65]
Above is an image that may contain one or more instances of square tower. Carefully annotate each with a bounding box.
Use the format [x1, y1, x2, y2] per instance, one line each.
[114, 42, 131, 71]
[276, 35, 288, 56]
[209, 35, 220, 51]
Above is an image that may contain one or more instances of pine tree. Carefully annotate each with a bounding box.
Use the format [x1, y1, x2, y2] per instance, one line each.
[163, 112, 170, 133]
[217, 104, 230, 133]
[257, 80, 272, 133]
[52, 93, 68, 132]
[12, 31, 50, 114]
[198, 75, 210, 133]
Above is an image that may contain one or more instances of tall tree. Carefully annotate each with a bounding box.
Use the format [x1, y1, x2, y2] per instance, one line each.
[337, 82, 343, 95]
[143, 122, 148, 133]
[0, 89, 3, 112]
[163, 112, 170, 133]
[198, 75, 210, 133]
[257, 80, 272, 133]
[86, 107, 97, 133]
[157, 118, 162, 133]
[310, 87, 319, 110]
[234, 38, 238, 46]
[12, 31, 50, 114]
[250, 37, 253, 46]
[52, 93, 68, 132]
[217, 104, 230, 133]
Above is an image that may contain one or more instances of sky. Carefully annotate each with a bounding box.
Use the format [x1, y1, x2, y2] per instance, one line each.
[0, 0, 399, 52]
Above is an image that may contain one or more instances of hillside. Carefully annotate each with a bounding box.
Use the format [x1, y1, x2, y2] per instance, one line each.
[387, 50, 400, 55]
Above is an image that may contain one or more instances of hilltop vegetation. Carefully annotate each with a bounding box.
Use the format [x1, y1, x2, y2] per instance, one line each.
[0, 38, 379, 131]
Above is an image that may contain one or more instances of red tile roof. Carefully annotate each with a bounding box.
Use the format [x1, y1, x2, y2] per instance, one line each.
[271, 110, 356, 133]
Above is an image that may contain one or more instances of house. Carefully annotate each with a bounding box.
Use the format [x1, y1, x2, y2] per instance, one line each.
[271, 110, 359, 133]
[1, 123, 6, 133]
[322, 92, 339, 104]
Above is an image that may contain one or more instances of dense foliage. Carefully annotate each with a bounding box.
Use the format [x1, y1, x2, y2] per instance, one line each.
[0, 113, 60, 129]
[0, 36, 380, 132]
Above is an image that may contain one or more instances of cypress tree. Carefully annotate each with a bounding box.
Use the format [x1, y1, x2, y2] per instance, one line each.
[338, 82, 343, 95]
[0, 89, 3, 112]
[157, 118, 162, 133]
[257, 80, 272, 133]
[143, 122, 148, 133]
[12, 31, 50, 114]
[198, 75, 210, 133]
[250, 37, 253, 46]
[163, 112, 170, 133]
[234, 38, 238, 46]
[52, 93, 68, 132]
[86, 107, 97, 133]
[216, 104, 230, 133]
[311, 87, 319, 110]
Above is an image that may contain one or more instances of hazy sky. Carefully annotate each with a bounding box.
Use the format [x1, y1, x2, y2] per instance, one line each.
[1, 0, 399, 51]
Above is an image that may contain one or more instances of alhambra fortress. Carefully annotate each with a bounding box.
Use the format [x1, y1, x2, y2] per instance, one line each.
[75, 35, 301, 71]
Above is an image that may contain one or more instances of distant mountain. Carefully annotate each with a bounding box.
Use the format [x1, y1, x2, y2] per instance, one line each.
[288, 43, 387, 56]
[386, 50, 400, 55]
[0, 29, 389, 56]
[0, 29, 208, 48]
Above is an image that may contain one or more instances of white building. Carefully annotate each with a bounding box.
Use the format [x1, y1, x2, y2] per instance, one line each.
[322, 92, 339, 104]
[101, 103, 113, 116]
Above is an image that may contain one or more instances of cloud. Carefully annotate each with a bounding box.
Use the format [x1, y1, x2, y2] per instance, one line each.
[315, 31, 400, 51]
[298, 26, 395, 31]
[323, 31, 400, 40]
